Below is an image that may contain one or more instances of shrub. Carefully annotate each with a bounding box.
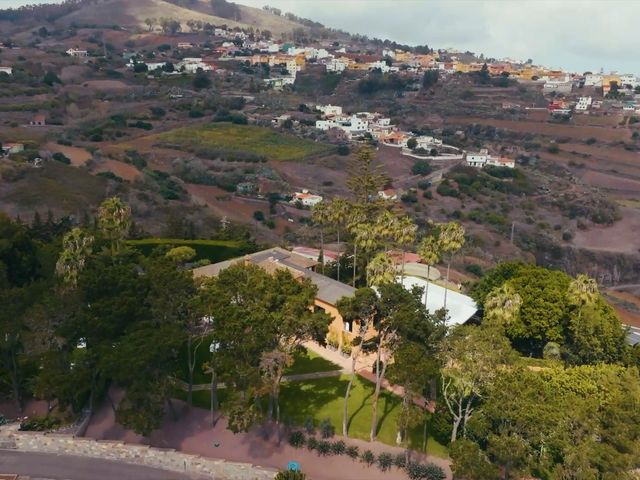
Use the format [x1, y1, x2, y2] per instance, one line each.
[406, 461, 425, 480]
[412, 159, 433, 175]
[436, 180, 460, 197]
[331, 440, 346, 455]
[306, 437, 318, 451]
[52, 152, 70, 164]
[401, 191, 418, 203]
[346, 445, 359, 459]
[319, 418, 334, 439]
[303, 416, 315, 434]
[360, 449, 375, 466]
[417, 180, 431, 190]
[585, 137, 597, 145]
[19, 415, 61, 431]
[97, 171, 123, 183]
[562, 231, 573, 241]
[189, 109, 204, 118]
[547, 144, 560, 154]
[337, 144, 350, 156]
[377, 452, 393, 471]
[253, 210, 265, 222]
[275, 471, 306, 480]
[423, 464, 446, 480]
[317, 440, 332, 456]
[422, 189, 433, 199]
[394, 453, 407, 468]
[465, 264, 483, 277]
[288, 431, 306, 448]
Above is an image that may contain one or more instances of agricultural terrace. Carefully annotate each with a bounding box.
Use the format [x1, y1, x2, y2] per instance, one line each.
[127, 238, 255, 263]
[153, 122, 335, 161]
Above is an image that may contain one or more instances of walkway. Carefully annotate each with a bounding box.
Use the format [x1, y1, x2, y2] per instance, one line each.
[176, 369, 347, 392]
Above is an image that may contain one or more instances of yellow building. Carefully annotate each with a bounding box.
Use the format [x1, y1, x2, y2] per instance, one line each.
[193, 248, 358, 348]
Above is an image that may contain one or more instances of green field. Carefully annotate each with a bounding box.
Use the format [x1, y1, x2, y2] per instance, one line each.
[179, 374, 448, 458]
[127, 238, 253, 263]
[154, 122, 335, 161]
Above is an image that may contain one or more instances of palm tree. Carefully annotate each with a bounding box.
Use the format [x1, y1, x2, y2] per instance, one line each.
[351, 222, 381, 287]
[437, 222, 465, 311]
[98, 196, 131, 256]
[311, 202, 330, 274]
[568, 274, 599, 308]
[417, 235, 441, 308]
[55, 227, 94, 287]
[327, 199, 350, 281]
[484, 284, 522, 330]
[392, 216, 417, 282]
[366, 252, 396, 287]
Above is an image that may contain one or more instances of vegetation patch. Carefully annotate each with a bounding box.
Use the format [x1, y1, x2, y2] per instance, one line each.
[153, 122, 335, 162]
[127, 238, 253, 263]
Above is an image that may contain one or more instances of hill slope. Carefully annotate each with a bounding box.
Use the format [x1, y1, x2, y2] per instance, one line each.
[55, 0, 304, 35]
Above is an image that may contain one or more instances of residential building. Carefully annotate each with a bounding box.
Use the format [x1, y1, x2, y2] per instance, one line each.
[316, 104, 343, 117]
[178, 57, 213, 73]
[66, 48, 88, 57]
[29, 114, 46, 127]
[325, 57, 348, 73]
[575, 96, 593, 111]
[620, 74, 639, 88]
[584, 73, 603, 87]
[263, 75, 296, 89]
[285, 59, 301, 75]
[291, 190, 323, 207]
[192, 248, 357, 340]
[177, 42, 194, 49]
[486, 157, 515, 168]
[465, 149, 489, 168]
[0, 66, 12, 75]
[1, 142, 24, 156]
[543, 80, 573, 94]
[378, 188, 398, 201]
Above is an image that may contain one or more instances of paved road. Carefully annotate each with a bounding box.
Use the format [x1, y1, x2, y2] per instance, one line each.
[0, 451, 195, 480]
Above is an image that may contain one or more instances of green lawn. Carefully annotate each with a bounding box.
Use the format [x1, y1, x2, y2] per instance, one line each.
[179, 374, 448, 458]
[153, 122, 335, 161]
[127, 238, 253, 263]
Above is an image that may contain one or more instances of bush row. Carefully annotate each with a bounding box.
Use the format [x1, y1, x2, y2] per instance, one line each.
[288, 431, 445, 480]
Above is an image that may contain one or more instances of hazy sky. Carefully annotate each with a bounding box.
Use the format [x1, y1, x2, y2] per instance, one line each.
[2, 0, 638, 74]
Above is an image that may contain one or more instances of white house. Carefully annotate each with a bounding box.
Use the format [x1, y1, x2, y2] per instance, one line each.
[466, 149, 515, 169]
[316, 104, 343, 117]
[325, 57, 348, 73]
[369, 60, 398, 73]
[584, 73, 603, 87]
[620, 74, 639, 88]
[486, 157, 515, 168]
[178, 58, 213, 73]
[214, 28, 228, 36]
[575, 96, 592, 111]
[263, 75, 296, 89]
[285, 59, 301, 75]
[66, 48, 88, 57]
[291, 190, 323, 207]
[465, 150, 489, 168]
[543, 80, 572, 94]
[0, 66, 12, 75]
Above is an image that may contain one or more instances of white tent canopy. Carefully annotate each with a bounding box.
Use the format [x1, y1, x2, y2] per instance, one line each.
[400, 276, 478, 327]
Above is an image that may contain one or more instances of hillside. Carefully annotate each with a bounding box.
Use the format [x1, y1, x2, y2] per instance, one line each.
[54, 0, 304, 35]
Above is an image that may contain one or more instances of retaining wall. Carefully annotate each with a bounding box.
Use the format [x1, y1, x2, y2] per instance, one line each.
[0, 424, 274, 480]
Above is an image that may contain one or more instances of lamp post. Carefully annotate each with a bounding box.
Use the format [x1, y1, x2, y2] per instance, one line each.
[209, 341, 220, 426]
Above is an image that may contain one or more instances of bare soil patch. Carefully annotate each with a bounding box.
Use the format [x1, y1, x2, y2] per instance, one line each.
[81, 80, 131, 90]
[572, 207, 640, 254]
[93, 160, 141, 181]
[44, 142, 92, 166]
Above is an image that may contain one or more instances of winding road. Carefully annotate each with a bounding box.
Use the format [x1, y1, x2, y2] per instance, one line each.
[0, 451, 193, 480]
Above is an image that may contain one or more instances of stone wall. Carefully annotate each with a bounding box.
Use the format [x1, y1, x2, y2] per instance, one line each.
[0, 425, 275, 480]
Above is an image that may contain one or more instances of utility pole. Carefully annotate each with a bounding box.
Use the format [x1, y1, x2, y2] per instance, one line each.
[510, 221, 515, 244]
